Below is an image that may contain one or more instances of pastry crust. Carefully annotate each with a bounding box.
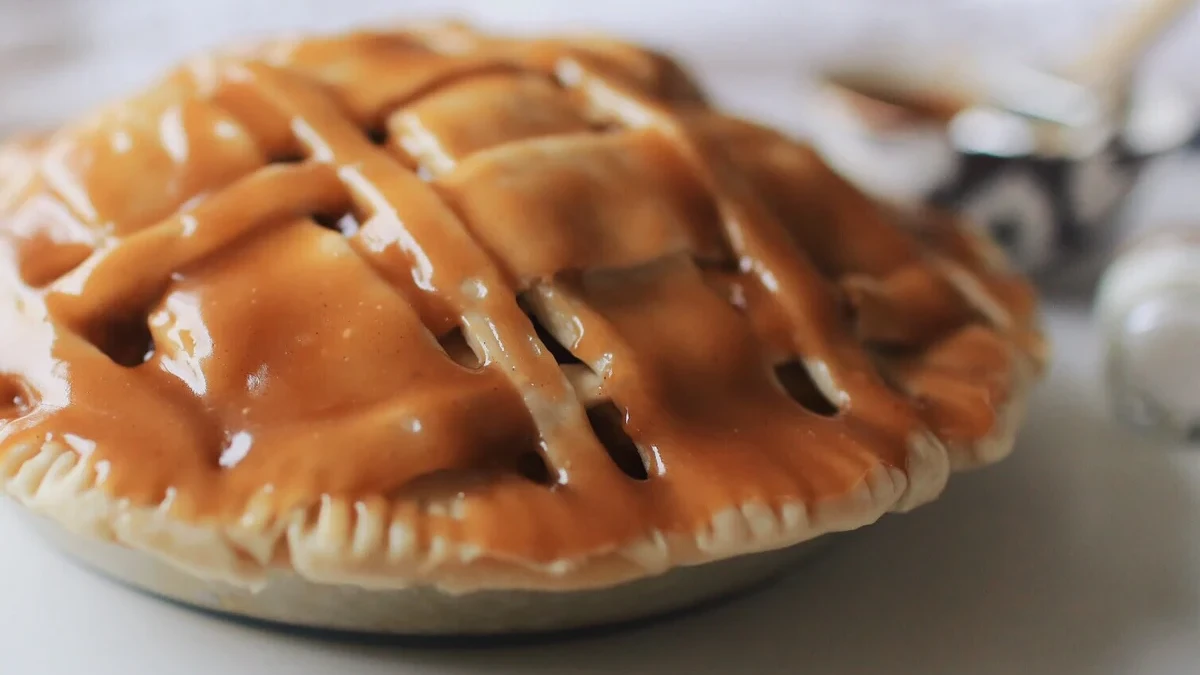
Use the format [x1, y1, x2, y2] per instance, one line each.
[0, 22, 1046, 594]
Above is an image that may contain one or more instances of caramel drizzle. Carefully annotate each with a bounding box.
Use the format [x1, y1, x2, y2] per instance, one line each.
[0, 27, 1039, 564]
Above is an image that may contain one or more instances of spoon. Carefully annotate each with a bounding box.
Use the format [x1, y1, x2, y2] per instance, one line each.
[822, 0, 1199, 158]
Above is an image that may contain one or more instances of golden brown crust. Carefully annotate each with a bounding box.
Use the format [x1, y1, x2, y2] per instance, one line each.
[0, 22, 1045, 592]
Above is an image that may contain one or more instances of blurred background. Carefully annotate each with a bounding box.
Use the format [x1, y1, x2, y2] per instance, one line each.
[2, 0, 1199, 135]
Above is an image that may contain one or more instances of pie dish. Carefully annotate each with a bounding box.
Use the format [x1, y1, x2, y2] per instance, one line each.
[0, 21, 1047, 635]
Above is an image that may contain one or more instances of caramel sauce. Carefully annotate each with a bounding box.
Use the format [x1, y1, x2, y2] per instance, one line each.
[0, 26, 1040, 560]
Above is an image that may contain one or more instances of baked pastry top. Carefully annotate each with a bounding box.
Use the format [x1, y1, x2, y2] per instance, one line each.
[0, 22, 1045, 592]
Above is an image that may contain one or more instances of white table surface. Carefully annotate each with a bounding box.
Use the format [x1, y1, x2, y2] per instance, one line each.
[3, 300, 1199, 675]
[3, 7, 1200, 668]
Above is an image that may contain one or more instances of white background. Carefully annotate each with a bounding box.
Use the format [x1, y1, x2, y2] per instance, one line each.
[4, 1, 1200, 673]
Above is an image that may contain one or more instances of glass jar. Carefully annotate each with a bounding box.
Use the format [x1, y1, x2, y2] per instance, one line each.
[1095, 226, 1200, 442]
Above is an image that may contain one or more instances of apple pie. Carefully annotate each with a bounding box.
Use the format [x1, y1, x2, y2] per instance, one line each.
[0, 21, 1046, 633]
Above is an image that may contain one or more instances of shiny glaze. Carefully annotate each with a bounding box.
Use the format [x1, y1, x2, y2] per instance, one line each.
[0, 25, 1041, 558]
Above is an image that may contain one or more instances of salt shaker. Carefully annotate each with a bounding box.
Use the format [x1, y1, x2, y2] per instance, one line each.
[1095, 227, 1200, 442]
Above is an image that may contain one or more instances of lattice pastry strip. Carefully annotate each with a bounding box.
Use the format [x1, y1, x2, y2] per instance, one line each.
[440, 129, 730, 282]
[246, 32, 522, 128]
[41, 75, 265, 236]
[399, 21, 711, 106]
[209, 56, 653, 498]
[388, 71, 593, 176]
[610, 50, 1031, 473]
[529, 257, 910, 500]
[679, 108, 1045, 454]
[391, 51, 945, 504]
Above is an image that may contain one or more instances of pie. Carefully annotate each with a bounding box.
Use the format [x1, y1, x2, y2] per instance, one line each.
[0, 21, 1046, 630]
